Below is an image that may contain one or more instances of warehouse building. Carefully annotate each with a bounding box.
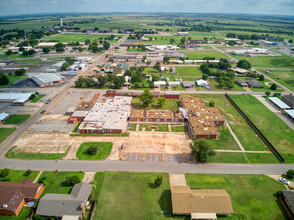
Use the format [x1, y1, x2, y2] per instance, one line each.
[130, 109, 184, 123]
[51, 61, 66, 71]
[235, 79, 248, 87]
[0, 112, 10, 123]
[0, 67, 29, 73]
[182, 97, 227, 139]
[0, 92, 33, 105]
[282, 95, 294, 109]
[244, 79, 263, 88]
[29, 73, 64, 87]
[36, 42, 59, 48]
[110, 53, 141, 63]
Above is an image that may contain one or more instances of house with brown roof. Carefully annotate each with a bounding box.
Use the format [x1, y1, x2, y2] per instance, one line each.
[0, 179, 44, 216]
[171, 186, 233, 219]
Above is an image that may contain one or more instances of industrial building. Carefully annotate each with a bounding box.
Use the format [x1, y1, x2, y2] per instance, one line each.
[29, 73, 65, 87]
[0, 92, 33, 105]
[110, 53, 142, 63]
[165, 91, 180, 99]
[268, 97, 291, 110]
[282, 95, 294, 109]
[0, 67, 29, 73]
[51, 61, 66, 71]
[130, 109, 184, 122]
[244, 79, 263, 88]
[182, 97, 227, 139]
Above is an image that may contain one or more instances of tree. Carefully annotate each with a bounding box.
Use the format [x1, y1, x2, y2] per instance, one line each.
[265, 91, 271, 96]
[42, 47, 50, 54]
[114, 76, 125, 89]
[190, 139, 216, 163]
[0, 168, 10, 177]
[209, 101, 215, 107]
[0, 74, 9, 85]
[259, 75, 264, 81]
[154, 176, 163, 188]
[85, 39, 91, 45]
[56, 47, 65, 53]
[163, 56, 170, 64]
[78, 47, 83, 52]
[202, 74, 208, 80]
[15, 68, 26, 76]
[97, 75, 108, 88]
[61, 62, 70, 71]
[153, 61, 161, 72]
[64, 175, 80, 186]
[139, 89, 154, 107]
[170, 38, 175, 44]
[289, 39, 293, 43]
[286, 169, 294, 179]
[25, 169, 32, 176]
[103, 41, 110, 50]
[271, 83, 277, 90]
[30, 94, 36, 100]
[157, 97, 167, 107]
[5, 49, 13, 56]
[237, 60, 251, 70]
[75, 76, 95, 88]
[85, 145, 98, 155]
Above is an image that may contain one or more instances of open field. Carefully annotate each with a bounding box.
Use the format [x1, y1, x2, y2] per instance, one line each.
[76, 142, 113, 160]
[3, 114, 30, 125]
[207, 152, 249, 163]
[44, 34, 123, 43]
[0, 128, 16, 144]
[205, 127, 239, 150]
[229, 94, 294, 163]
[31, 94, 45, 103]
[171, 126, 187, 132]
[183, 51, 230, 60]
[258, 69, 294, 91]
[139, 124, 169, 132]
[186, 174, 287, 220]
[38, 171, 84, 195]
[207, 79, 246, 91]
[132, 98, 180, 110]
[0, 169, 39, 182]
[174, 66, 202, 76]
[92, 172, 185, 220]
[0, 75, 27, 89]
[148, 35, 210, 45]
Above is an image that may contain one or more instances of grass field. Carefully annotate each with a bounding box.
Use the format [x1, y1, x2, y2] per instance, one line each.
[0, 128, 16, 144]
[174, 66, 203, 76]
[207, 152, 249, 163]
[0, 74, 27, 88]
[185, 174, 287, 220]
[0, 169, 39, 182]
[171, 126, 187, 132]
[128, 123, 137, 131]
[0, 207, 31, 220]
[38, 171, 84, 196]
[76, 142, 113, 160]
[44, 34, 123, 43]
[132, 98, 180, 110]
[229, 94, 294, 163]
[139, 124, 169, 132]
[3, 114, 30, 125]
[245, 153, 280, 163]
[5, 146, 70, 160]
[31, 94, 45, 103]
[92, 172, 185, 220]
[231, 54, 294, 68]
[183, 51, 230, 60]
[207, 79, 246, 91]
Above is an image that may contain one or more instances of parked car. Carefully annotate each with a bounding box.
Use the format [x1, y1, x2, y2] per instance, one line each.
[40, 110, 46, 114]
[46, 99, 51, 104]
[279, 177, 290, 185]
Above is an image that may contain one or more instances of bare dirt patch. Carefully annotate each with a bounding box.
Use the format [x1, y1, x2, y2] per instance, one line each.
[280, 73, 290, 78]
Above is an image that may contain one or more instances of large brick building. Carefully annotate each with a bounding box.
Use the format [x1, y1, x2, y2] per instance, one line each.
[130, 109, 184, 123]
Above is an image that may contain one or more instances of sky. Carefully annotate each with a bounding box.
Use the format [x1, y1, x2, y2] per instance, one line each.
[1, 0, 294, 16]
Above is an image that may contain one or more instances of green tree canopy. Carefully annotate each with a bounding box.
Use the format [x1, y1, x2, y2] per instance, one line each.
[139, 89, 154, 107]
[190, 139, 216, 163]
[237, 60, 251, 70]
[157, 96, 167, 107]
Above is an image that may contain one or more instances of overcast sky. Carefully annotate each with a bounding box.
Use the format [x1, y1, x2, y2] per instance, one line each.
[1, 0, 294, 16]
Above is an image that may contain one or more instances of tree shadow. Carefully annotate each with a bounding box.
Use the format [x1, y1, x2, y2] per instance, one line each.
[158, 189, 173, 217]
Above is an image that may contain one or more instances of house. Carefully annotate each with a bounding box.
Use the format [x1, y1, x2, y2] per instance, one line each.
[154, 81, 166, 88]
[36, 182, 92, 219]
[231, 68, 249, 75]
[281, 190, 294, 218]
[170, 186, 233, 219]
[171, 67, 176, 74]
[130, 109, 184, 122]
[196, 79, 209, 87]
[165, 91, 180, 99]
[29, 73, 65, 87]
[244, 79, 263, 88]
[168, 81, 181, 87]
[235, 79, 248, 87]
[0, 63, 6, 68]
[223, 38, 241, 43]
[268, 97, 291, 110]
[0, 179, 44, 216]
[0, 112, 10, 123]
[182, 81, 195, 88]
[106, 90, 117, 97]
[114, 63, 129, 74]
[123, 29, 135, 34]
[282, 95, 294, 109]
[177, 31, 189, 36]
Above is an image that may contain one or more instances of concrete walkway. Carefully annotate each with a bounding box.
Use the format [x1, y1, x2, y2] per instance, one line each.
[82, 172, 96, 183]
[33, 170, 43, 183]
[169, 174, 187, 186]
[226, 122, 245, 152]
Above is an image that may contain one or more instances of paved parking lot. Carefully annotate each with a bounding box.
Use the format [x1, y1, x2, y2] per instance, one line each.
[145, 154, 162, 162]
[0, 103, 39, 114]
[31, 121, 75, 133]
[125, 154, 142, 162]
[166, 155, 181, 163]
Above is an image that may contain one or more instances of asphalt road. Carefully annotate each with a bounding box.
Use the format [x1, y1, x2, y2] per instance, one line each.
[0, 159, 293, 175]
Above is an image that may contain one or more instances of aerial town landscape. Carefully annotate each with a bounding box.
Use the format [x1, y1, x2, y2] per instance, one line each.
[0, 1, 294, 219]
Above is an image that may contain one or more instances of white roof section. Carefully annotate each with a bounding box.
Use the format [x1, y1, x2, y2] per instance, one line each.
[38, 42, 58, 47]
[191, 213, 217, 219]
[51, 61, 66, 68]
[0, 92, 33, 103]
[168, 81, 181, 86]
[196, 79, 209, 86]
[285, 110, 294, 119]
[29, 73, 64, 85]
[269, 97, 291, 109]
[0, 112, 10, 121]
[71, 111, 89, 117]
[154, 81, 166, 86]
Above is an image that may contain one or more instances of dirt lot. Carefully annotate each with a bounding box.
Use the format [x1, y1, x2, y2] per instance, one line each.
[31, 121, 74, 133]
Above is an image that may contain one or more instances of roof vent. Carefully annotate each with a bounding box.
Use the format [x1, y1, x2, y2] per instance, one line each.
[2, 204, 8, 208]
[10, 201, 15, 204]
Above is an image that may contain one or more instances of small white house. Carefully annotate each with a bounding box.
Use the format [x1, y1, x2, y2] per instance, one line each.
[196, 79, 209, 87]
[168, 81, 181, 87]
[154, 81, 166, 88]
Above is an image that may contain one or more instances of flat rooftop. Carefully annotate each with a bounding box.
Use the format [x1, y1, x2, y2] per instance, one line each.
[131, 109, 183, 119]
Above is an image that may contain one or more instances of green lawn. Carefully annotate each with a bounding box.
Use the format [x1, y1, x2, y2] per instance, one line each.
[183, 50, 230, 60]
[0, 128, 16, 144]
[207, 152, 248, 163]
[76, 142, 113, 160]
[5, 146, 70, 160]
[207, 79, 246, 91]
[229, 94, 294, 163]
[71, 133, 129, 137]
[0, 74, 27, 88]
[132, 98, 180, 110]
[174, 66, 202, 76]
[182, 94, 267, 152]
[139, 124, 169, 132]
[31, 94, 45, 103]
[0, 169, 39, 182]
[92, 172, 185, 220]
[247, 78, 284, 92]
[127, 48, 148, 52]
[245, 153, 280, 163]
[185, 174, 287, 220]
[3, 114, 30, 125]
[171, 126, 187, 132]
[231, 54, 294, 68]
[128, 123, 137, 131]
[0, 207, 31, 220]
[44, 34, 123, 43]
[38, 171, 84, 196]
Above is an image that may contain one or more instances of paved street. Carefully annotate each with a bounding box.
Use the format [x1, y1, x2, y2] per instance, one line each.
[0, 159, 293, 175]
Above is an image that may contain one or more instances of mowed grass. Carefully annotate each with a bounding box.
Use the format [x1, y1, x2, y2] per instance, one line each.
[0, 74, 27, 88]
[139, 124, 169, 132]
[3, 114, 30, 125]
[175, 66, 202, 76]
[231, 54, 294, 68]
[0, 128, 16, 144]
[185, 174, 287, 220]
[245, 153, 280, 163]
[229, 95, 294, 162]
[128, 123, 137, 131]
[31, 94, 45, 103]
[207, 152, 248, 163]
[0, 207, 31, 220]
[0, 169, 39, 182]
[38, 171, 84, 195]
[5, 146, 70, 160]
[183, 50, 229, 60]
[76, 142, 113, 160]
[44, 34, 123, 43]
[132, 98, 180, 110]
[171, 126, 187, 132]
[92, 172, 184, 220]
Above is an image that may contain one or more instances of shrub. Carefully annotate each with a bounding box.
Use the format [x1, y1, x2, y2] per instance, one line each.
[25, 169, 32, 176]
[270, 83, 277, 90]
[64, 175, 80, 186]
[0, 168, 10, 177]
[154, 176, 163, 188]
[209, 101, 215, 107]
[85, 145, 98, 155]
[265, 91, 271, 96]
[286, 169, 294, 179]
